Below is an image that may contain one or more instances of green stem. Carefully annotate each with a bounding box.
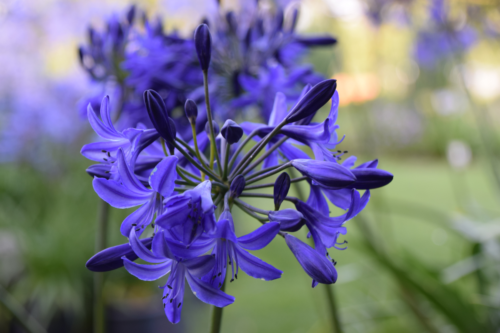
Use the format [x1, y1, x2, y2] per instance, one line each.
[323, 284, 343, 333]
[174, 142, 221, 181]
[203, 71, 223, 177]
[209, 286, 225, 333]
[227, 130, 258, 172]
[94, 200, 110, 333]
[240, 136, 288, 176]
[0, 284, 47, 333]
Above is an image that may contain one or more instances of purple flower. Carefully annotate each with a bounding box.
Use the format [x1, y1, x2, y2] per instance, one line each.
[123, 229, 234, 324]
[202, 211, 282, 288]
[155, 181, 216, 246]
[291, 159, 356, 189]
[93, 149, 178, 236]
[285, 234, 337, 285]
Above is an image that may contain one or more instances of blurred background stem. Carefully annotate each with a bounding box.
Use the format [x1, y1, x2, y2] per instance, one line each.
[0, 284, 47, 333]
[93, 200, 110, 333]
[290, 169, 343, 333]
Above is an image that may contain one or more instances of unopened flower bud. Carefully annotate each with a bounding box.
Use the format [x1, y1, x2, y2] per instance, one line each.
[221, 119, 243, 144]
[273, 172, 291, 210]
[184, 99, 198, 124]
[144, 89, 177, 154]
[291, 159, 355, 189]
[285, 79, 337, 124]
[230, 175, 246, 198]
[194, 24, 212, 71]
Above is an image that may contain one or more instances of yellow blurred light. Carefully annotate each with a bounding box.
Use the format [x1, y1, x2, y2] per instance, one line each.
[333, 73, 380, 106]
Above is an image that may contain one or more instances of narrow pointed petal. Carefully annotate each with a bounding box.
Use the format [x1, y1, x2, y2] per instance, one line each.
[291, 159, 356, 189]
[149, 156, 178, 197]
[81, 140, 126, 162]
[87, 101, 121, 140]
[348, 168, 393, 189]
[164, 273, 186, 324]
[152, 231, 175, 259]
[237, 222, 280, 251]
[285, 79, 337, 124]
[322, 188, 352, 210]
[186, 271, 235, 307]
[356, 159, 378, 169]
[129, 228, 165, 263]
[268, 209, 304, 232]
[234, 247, 282, 281]
[92, 178, 150, 208]
[194, 24, 212, 70]
[120, 199, 156, 236]
[86, 238, 153, 272]
[268, 92, 287, 126]
[123, 257, 172, 281]
[116, 149, 148, 193]
[285, 234, 337, 284]
[184, 255, 215, 278]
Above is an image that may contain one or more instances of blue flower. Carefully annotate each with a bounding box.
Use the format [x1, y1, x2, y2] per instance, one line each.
[93, 149, 178, 236]
[123, 229, 234, 324]
[202, 210, 282, 288]
[155, 181, 217, 246]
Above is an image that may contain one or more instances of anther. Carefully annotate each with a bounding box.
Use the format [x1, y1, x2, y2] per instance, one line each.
[218, 282, 221, 287]
[107, 152, 111, 157]
[101, 150, 106, 153]
[170, 299, 173, 303]
[178, 303, 181, 308]
[103, 158, 108, 161]
[235, 274, 238, 279]
[217, 272, 221, 276]
[167, 285, 173, 289]
[343, 150, 348, 153]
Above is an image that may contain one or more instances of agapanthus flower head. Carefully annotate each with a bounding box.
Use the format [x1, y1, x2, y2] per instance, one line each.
[81, 12, 392, 325]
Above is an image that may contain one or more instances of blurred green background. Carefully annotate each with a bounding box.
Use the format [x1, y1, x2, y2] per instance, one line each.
[1, 0, 500, 332]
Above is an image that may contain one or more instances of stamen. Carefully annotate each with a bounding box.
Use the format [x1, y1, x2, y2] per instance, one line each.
[178, 302, 181, 308]
[167, 285, 173, 289]
[170, 299, 173, 303]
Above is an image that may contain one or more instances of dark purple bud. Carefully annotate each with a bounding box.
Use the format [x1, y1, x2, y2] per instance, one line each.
[184, 99, 198, 124]
[221, 119, 243, 144]
[295, 36, 337, 46]
[194, 24, 212, 71]
[230, 175, 246, 198]
[205, 120, 219, 137]
[126, 5, 136, 25]
[144, 89, 176, 154]
[346, 168, 393, 190]
[291, 159, 356, 189]
[225, 11, 237, 32]
[285, 79, 337, 124]
[269, 209, 304, 232]
[285, 234, 337, 284]
[86, 238, 153, 272]
[273, 172, 291, 210]
[288, 8, 299, 32]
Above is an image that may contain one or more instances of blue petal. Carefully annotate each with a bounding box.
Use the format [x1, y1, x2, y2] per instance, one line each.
[116, 149, 149, 193]
[123, 257, 172, 281]
[86, 238, 152, 272]
[149, 156, 178, 197]
[129, 228, 166, 263]
[186, 271, 235, 307]
[163, 268, 186, 324]
[152, 230, 175, 259]
[120, 199, 156, 236]
[81, 140, 127, 162]
[285, 234, 337, 284]
[268, 209, 304, 232]
[166, 237, 215, 259]
[184, 255, 215, 278]
[93, 178, 150, 208]
[234, 246, 282, 281]
[237, 222, 280, 251]
[87, 99, 121, 140]
[214, 219, 238, 243]
[342, 156, 357, 169]
[268, 92, 287, 126]
[322, 188, 352, 210]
